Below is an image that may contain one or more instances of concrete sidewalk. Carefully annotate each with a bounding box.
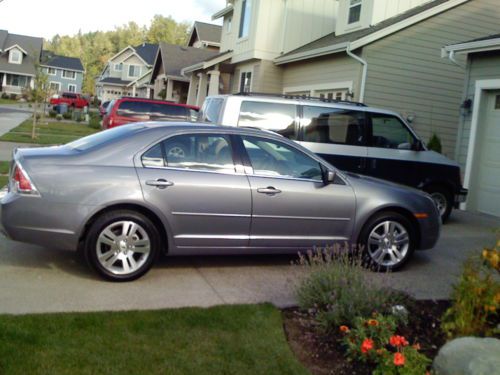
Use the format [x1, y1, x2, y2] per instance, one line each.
[0, 108, 32, 138]
[0, 210, 498, 315]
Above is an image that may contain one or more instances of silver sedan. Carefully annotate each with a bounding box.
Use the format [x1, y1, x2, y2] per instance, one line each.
[0, 123, 441, 281]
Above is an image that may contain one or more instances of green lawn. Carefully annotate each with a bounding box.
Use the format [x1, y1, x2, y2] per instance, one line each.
[0, 119, 99, 145]
[0, 98, 19, 105]
[0, 161, 9, 175]
[0, 175, 7, 188]
[0, 304, 308, 375]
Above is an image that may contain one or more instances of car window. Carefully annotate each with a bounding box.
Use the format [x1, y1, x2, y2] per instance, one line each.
[370, 113, 415, 149]
[143, 134, 235, 173]
[242, 136, 322, 181]
[106, 100, 115, 115]
[302, 106, 366, 146]
[116, 101, 151, 118]
[201, 98, 223, 123]
[150, 103, 187, 121]
[238, 101, 298, 140]
[67, 124, 145, 151]
[189, 109, 199, 122]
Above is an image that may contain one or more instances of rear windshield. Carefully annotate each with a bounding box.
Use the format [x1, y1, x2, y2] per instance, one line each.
[116, 101, 188, 121]
[66, 124, 144, 151]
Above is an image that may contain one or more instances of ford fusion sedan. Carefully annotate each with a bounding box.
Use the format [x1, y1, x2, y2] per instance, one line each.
[0, 123, 441, 281]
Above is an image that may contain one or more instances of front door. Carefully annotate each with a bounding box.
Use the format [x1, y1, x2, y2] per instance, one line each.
[136, 132, 252, 250]
[240, 135, 356, 249]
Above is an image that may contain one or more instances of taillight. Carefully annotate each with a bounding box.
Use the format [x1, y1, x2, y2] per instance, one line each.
[12, 163, 38, 195]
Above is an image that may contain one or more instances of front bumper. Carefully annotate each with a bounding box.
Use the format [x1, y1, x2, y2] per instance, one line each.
[454, 188, 468, 208]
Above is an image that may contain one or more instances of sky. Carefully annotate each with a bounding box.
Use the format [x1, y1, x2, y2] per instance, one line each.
[0, 0, 226, 39]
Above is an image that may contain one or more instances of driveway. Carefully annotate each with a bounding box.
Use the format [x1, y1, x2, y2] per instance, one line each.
[0, 210, 498, 314]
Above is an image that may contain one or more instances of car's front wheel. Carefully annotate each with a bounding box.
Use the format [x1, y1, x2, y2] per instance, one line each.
[359, 211, 415, 272]
[84, 210, 160, 281]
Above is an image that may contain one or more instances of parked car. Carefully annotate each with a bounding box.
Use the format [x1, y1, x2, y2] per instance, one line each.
[102, 97, 199, 129]
[0, 123, 440, 281]
[199, 94, 468, 222]
[99, 101, 110, 117]
[50, 92, 89, 109]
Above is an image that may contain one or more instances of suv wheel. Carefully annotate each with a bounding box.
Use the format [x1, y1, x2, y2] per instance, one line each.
[84, 210, 160, 281]
[425, 186, 452, 222]
[359, 211, 415, 272]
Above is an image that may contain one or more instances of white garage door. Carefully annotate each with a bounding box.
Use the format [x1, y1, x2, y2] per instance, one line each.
[476, 90, 500, 217]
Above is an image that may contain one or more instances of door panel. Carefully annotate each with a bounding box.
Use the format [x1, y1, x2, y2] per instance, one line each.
[248, 176, 355, 248]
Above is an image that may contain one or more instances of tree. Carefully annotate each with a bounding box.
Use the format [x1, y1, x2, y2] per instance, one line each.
[146, 15, 190, 45]
[23, 65, 51, 139]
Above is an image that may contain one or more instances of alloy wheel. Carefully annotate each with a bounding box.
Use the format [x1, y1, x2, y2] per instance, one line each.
[430, 192, 447, 218]
[367, 220, 410, 267]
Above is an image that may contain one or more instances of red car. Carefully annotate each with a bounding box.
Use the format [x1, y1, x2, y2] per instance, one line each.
[50, 92, 89, 109]
[102, 97, 199, 129]
[99, 101, 110, 117]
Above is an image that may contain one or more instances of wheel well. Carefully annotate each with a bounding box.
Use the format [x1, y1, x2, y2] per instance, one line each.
[423, 182, 453, 197]
[362, 207, 421, 249]
[79, 203, 169, 254]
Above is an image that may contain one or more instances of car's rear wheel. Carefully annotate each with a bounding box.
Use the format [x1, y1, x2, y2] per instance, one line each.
[425, 186, 452, 223]
[359, 211, 415, 272]
[84, 210, 160, 281]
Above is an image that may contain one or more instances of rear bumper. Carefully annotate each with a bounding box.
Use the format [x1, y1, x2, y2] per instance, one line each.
[454, 188, 468, 208]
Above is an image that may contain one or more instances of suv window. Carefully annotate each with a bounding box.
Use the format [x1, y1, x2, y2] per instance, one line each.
[370, 113, 415, 149]
[63, 93, 77, 99]
[201, 98, 223, 123]
[150, 103, 187, 121]
[302, 106, 366, 146]
[142, 134, 235, 173]
[242, 136, 322, 181]
[238, 101, 297, 140]
[116, 101, 150, 118]
[106, 100, 115, 115]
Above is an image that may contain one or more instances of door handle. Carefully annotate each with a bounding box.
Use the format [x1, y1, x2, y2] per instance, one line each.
[257, 186, 282, 195]
[146, 179, 174, 189]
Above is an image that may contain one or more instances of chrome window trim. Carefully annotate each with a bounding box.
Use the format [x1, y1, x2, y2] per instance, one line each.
[140, 165, 244, 177]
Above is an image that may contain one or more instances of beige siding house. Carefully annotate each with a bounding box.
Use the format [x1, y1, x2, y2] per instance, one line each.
[442, 34, 500, 216]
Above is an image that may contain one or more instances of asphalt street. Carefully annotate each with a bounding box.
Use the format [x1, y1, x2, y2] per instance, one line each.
[0, 210, 498, 314]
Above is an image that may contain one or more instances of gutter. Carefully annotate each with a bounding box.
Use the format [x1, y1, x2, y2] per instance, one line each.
[346, 43, 367, 103]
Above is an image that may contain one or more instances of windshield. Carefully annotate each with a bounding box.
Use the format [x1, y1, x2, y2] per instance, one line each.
[66, 124, 145, 151]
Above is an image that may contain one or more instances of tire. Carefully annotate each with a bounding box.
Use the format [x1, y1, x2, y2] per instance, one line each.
[425, 186, 453, 223]
[359, 211, 416, 272]
[84, 210, 160, 281]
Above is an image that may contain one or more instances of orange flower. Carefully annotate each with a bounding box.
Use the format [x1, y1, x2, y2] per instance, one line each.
[393, 352, 405, 366]
[367, 319, 379, 326]
[389, 335, 408, 347]
[361, 338, 374, 353]
[339, 325, 350, 333]
[412, 343, 421, 351]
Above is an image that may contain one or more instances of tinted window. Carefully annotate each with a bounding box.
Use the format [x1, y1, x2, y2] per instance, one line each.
[158, 134, 235, 173]
[370, 113, 415, 149]
[242, 136, 322, 181]
[238, 101, 297, 139]
[142, 143, 164, 167]
[150, 103, 187, 121]
[189, 109, 199, 122]
[202, 98, 224, 123]
[117, 101, 150, 118]
[106, 100, 115, 115]
[302, 106, 365, 146]
[67, 124, 144, 151]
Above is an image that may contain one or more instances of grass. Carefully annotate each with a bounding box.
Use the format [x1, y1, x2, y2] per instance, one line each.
[0, 161, 9, 175]
[0, 98, 19, 105]
[0, 119, 98, 145]
[0, 304, 308, 375]
[0, 175, 7, 188]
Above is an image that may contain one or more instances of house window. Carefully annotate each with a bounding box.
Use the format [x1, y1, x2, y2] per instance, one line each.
[239, 71, 252, 93]
[6, 74, 29, 87]
[47, 67, 57, 76]
[239, 0, 252, 38]
[348, 0, 362, 24]
[9, 50, 22, 64]
[114, 63, 123, 71]
[62, 70, 76, 80]
[49, 82, 61, 92]
[68, 84, 77, 93]
[227, 17, 232, 33]
[128, 65, 141, 78]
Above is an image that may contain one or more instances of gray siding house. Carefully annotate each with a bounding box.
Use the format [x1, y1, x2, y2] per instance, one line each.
[0, 30, 43, 96]
[41, 51, 84, 94]
[442, 34, 500, 217]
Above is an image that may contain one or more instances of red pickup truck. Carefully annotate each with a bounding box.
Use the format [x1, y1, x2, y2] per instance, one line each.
[50, 92, 89, 109]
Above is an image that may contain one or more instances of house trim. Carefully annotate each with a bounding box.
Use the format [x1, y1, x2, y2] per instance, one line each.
[181, 51, 233, 75]
[40, 64, 84, 74]
[62, 70, 77, 80]
[212, 4, 234, 20]
[274, 0, 469, 65]
[441, 37, 500, 56]
[126, 70, 152, 87]
[0, 70, 35, 77]
[49, 81, 61, 91]
[108, 46, 149, 66]
[462, 79, 500, 209]
[4, 44, 28, 55]
[67, 83, 77, 93]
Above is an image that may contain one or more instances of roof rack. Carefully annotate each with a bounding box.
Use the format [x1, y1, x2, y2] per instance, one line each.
[234, 91, 367, 107]
[119, 96, 176, 103]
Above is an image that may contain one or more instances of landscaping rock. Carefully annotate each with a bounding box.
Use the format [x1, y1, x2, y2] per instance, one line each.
[433, 337, 500, 375]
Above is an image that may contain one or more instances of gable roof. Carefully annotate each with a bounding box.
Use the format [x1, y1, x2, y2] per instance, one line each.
[41, 51, 84, 72]
[97, 77, 133, 86]
[187, 21, 222, 47]
[134, 43, 159, 65]
[275, 0, 467, 65]
[0, 30, 43, 76]
[153, 43, 219, 80]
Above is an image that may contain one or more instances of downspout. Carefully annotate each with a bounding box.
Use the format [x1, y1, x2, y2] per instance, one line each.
[346, 43, 367, 103]
[280, 0, 289, 54]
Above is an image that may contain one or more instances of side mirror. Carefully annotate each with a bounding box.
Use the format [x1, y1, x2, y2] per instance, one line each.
[322, 168, 336, 185]
[412, 140, 424, 151]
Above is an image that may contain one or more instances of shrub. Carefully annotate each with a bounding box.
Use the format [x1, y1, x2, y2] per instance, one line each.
[295, 246, 405, 330]
[427, 133, 442, 153]
[62, 111, 72, 120]
[341, 314, 431, 375]
[48, 110, 57, 118]
[88, 113, 101, 129]
[9, 94, 17, 101]
[1, 92, 9, 100]
[56, 114, 63, 121]
[442, 240, 500, 339]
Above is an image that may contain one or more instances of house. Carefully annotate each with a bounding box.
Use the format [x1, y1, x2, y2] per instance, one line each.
[0, 30, 43, 97]
[40, 51, 84, 94]
[95, 43, 159, 102]
[442, 34, 500, 217]
[187, 21, 222, 51]
[149, 43, 219, 103]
